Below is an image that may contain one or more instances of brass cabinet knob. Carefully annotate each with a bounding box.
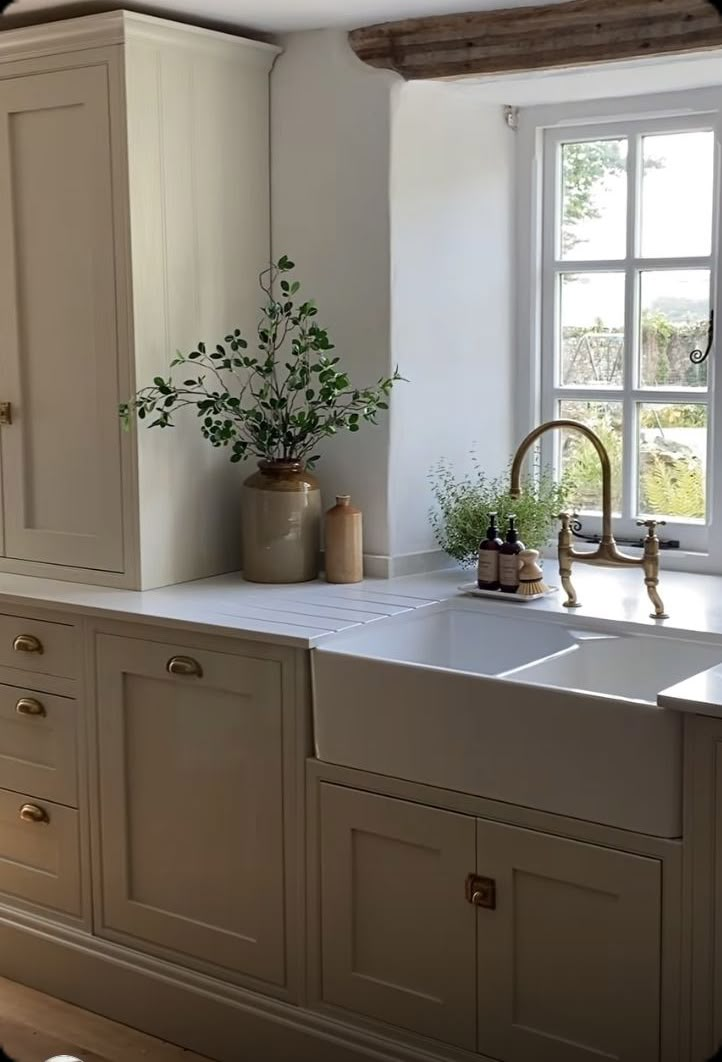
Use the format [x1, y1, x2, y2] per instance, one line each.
[166, 655, 203, 678]
[19, 803, 49, 824]
[13, 634, 43, 655]
[15, 697, 45, 718]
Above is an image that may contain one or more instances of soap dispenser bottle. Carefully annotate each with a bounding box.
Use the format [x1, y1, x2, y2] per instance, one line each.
[478, 513, 503, 590]
[499, 516, 525, 594]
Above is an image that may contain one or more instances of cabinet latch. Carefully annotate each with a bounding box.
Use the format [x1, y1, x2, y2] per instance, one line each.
[466, 873, 496, 910]
[0, 402, 11, 425]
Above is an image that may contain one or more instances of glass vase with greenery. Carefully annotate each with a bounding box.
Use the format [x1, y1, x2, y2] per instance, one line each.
[120, 256, 402, 469]
[428, 454, 570, 567]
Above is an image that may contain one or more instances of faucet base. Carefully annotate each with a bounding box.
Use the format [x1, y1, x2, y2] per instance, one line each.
[563, 600, 582, 609]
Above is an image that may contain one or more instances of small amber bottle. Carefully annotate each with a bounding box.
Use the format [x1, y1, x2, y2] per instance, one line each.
[477, 513, 503, 590]
[499, 515, 526, 594]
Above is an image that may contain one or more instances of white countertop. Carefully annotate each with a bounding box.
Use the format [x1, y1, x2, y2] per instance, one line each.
[1, 561, 722, 646]
[659, 667, 722, 717]
[4, 564, 722, 721]
[0, 569, 442, 648]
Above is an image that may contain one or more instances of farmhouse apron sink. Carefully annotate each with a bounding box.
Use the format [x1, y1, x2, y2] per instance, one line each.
[312, 602, 722, 837]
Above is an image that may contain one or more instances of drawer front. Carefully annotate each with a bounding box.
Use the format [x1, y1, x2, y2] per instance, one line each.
[0, 684, 78, 806]
[0, 613, 79, 680]
[0, 786, 81, 917]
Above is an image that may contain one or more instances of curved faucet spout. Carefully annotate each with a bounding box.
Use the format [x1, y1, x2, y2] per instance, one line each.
[509, 419, 614, 542]
[509, 418, 668, 619]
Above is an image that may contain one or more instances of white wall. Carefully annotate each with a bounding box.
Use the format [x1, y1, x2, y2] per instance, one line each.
[271, 35, 515, 574]
[389, 82, 515, 566]
[270, 30, 400, 560]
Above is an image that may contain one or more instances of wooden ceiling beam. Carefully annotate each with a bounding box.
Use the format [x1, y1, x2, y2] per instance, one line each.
[348, 0, 722, 81]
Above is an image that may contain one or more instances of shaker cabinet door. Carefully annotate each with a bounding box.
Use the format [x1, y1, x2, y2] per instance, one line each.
[0, 65, 124, 571]
[475, 819, 662, 1062]
[95, 633, 286, 986]
[319, 784, 477, 1051]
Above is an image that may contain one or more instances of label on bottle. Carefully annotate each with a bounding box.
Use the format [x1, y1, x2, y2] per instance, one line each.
[477, 550, 499, 586]
[499, 552, 521, 589]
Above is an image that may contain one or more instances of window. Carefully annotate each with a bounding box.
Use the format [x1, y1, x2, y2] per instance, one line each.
[530, 101, 721, 559]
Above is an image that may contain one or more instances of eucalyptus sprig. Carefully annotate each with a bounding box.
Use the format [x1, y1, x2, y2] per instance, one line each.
[120, 256, 404, 469]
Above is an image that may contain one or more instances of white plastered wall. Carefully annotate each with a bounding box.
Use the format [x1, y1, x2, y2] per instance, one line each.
[389, 82, 515, 572]
[271, 32, 515, 575]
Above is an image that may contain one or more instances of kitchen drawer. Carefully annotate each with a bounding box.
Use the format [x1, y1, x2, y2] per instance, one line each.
[0, 786, 81, 917]
[0, 684, 78, 806]
[0, 613, 79, 681]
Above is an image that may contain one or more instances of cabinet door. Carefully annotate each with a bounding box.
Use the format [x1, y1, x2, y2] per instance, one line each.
[96, 634, 285, 986]
[319, 785, 477, 1050]
[0, 65, 123, 571]
[686, 715, 722, 1061]
[476, 819, 662, 1062]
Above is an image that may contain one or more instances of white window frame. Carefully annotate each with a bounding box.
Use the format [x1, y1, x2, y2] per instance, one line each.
[516, 88, 722, 573]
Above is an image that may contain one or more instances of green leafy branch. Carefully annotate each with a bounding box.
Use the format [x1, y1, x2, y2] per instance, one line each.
[120, 256, 404, 469]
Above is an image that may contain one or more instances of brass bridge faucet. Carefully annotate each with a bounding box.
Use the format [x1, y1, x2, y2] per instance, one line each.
[510, 419, 668, 620]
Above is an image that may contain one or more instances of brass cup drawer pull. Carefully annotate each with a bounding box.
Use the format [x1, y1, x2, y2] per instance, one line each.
[167, 655, 203, 679]
[16, 697, 46, 718]
[19, 803, 49, 825]
[13, 634, 44, 655]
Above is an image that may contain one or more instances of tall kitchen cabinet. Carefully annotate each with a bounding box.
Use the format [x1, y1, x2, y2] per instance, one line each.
[0, 12, 278, 588]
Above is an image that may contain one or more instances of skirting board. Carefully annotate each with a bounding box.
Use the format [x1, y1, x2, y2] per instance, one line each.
[0, 910, 467, 1062]
[362, 549, 457, 580]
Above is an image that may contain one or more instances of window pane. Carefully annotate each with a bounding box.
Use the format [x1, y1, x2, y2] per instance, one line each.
[560, 139, 627, 260]
[641, 131, 714, 258]
[559, 400, 623, 514]
[560, 273, 625, 387]
[640, 270, 710, 389]
[639, 404, 707, 520]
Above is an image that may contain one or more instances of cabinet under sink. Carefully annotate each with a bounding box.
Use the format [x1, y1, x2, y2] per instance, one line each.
[312, 602, 722, 837]
[316, 781, 664, 1062]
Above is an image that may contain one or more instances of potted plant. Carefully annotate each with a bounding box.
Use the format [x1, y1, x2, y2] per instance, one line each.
[120, 257, 402, 583]
[428, 453, 570, 567]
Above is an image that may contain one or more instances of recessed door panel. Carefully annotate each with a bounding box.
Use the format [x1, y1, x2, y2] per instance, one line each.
[0, 65, 123, 571]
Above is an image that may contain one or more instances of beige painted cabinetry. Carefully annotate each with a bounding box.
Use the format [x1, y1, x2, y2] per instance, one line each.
[0, 65, 123, 573]
[319, 785, 477, 1050]
[685, 715, 722, 1061]
[0, 593, 689, 1062]
[94, 631, 289, 989]
[0, 608, 85, 924]
[318, 783, 664, 1062]
[0, 12, 277, 589]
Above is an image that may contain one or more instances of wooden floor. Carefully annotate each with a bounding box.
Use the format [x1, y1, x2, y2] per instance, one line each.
[0, 977, 214, 1062]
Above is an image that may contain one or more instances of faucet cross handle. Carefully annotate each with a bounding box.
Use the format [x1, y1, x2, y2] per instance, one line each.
[637, 518, 666, 539]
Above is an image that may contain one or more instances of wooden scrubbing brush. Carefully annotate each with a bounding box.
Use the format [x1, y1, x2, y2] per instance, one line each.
[516, 549, 549, 596]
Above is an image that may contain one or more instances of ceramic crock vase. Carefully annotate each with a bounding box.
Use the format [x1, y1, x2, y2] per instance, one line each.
[241, 460, 321, 583]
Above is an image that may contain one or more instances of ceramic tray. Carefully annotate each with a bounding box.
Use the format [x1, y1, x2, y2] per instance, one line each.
[457, 582, 559, 604]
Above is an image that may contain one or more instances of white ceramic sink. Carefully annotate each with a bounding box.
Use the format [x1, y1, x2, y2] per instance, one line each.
[322, 603, 578, 676]
[505, 633, 722, 703]
[312, 601, 722, 838]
